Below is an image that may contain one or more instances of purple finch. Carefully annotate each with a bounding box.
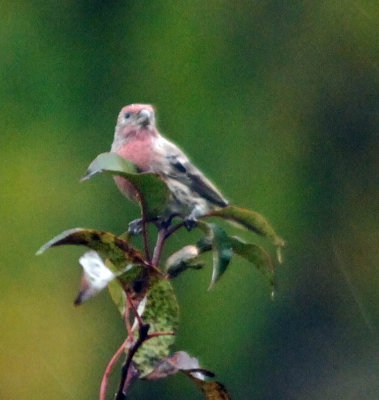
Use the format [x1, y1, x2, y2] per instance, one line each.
[110, 104, 228, 231]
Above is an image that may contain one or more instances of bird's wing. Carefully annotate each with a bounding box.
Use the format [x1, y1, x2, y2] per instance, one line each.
[156, 138, 228, 207]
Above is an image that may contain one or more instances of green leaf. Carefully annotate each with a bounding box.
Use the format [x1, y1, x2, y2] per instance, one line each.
[107, 277, 127, 316]
[36, 228, 145, 270]
[133, 278, 180, 378]
[229, 236, 275, 290]
[167, 221, 276, 293]
[197, 222, 233, 290]
[81, 152, 170, 219]
[209, 224, 233, 290]
[208, 205, 285, 262]
[81, 151, 138, 179]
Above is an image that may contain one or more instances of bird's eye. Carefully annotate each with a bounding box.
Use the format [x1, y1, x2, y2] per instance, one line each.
[124, 112, 131, 119]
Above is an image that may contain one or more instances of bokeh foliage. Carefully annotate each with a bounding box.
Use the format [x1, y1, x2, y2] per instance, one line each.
[0, 1, 377, 399]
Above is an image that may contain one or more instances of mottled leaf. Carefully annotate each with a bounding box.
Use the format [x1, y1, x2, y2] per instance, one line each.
[81, 152, 170, 219]
[132, 278, 180, 378]
[36, 228, 145, 270]
[208, 205, 284, 262]
[186, 374, 232, 400]
[37, 228, 150, 310]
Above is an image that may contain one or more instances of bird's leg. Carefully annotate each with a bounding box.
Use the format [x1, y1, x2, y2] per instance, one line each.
[128, 215, 178, 235]
[183, 207, 202, 231]
[128, 218, 144, 235]
[158, 213, 179, 230]
[128, 217, 160, 235]
[183, 216, 197, 231]
[151, 215, 179, 267]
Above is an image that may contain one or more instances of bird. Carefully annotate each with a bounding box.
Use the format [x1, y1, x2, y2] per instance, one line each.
[110, 104, 228, 233]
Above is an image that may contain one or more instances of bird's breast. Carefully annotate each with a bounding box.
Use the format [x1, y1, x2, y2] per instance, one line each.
[117, 135, 155, 171]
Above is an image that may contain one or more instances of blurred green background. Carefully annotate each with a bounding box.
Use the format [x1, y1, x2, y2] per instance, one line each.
[1, 1, 378, 399]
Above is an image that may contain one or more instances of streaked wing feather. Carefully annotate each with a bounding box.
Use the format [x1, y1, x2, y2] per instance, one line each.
[160, 140, 228, 207]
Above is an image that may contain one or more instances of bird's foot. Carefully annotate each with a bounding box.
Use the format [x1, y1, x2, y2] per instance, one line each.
[158, 220, 171, 230]
[183, 215, 198, 231]
[157, 213, 178, 230]
[128, 218, 143, 235]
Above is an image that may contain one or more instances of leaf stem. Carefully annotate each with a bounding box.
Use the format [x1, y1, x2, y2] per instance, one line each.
[146, 330, 175, 340]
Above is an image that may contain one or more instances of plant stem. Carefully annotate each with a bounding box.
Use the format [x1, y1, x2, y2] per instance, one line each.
[100, 339, 127, 400]
[124, 301, 133, 337]
[113, 293, 175, 399]
[152, 227, 167, 267]
[115, 324, 150, 400]
[125, 290, 144, 328]
[164, 221, 184, 239]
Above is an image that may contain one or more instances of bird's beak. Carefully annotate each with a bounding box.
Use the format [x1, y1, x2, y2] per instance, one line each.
[138, 109, 151, 127]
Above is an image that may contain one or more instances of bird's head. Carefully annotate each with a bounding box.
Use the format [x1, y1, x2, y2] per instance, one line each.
[112, 104, 159, 151]
[117, 104, 156, 130]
